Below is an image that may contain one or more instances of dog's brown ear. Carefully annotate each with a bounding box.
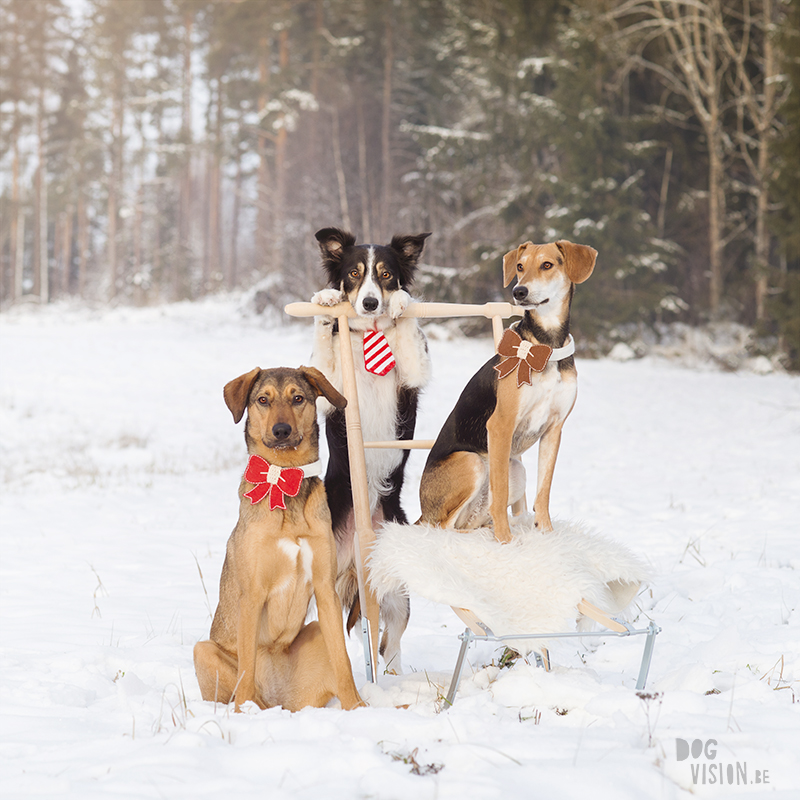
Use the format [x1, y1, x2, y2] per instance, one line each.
[502, 242, 531, 287]
[300, 366, 347, 410]
[223, 368, 262, 424]
[556, 240, 597, 284]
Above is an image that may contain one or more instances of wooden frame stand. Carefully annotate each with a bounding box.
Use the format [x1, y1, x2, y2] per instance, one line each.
[284, 300, 659, 695]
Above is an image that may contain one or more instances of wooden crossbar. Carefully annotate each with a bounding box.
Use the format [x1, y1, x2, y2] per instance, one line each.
[284, 300, 521, 321]
[363, 440, 437, 450]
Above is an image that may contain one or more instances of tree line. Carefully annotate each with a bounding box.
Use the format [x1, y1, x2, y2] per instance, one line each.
[1, 0, 797, 362]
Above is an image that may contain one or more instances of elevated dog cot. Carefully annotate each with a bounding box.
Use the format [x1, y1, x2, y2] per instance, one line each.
[284, 300, 659, 703]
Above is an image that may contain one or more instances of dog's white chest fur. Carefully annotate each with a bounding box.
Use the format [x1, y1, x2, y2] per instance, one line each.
[277, 538, 314, 584]
[266, 538, 314, 598]
[313, 316, 430, 510]
[511, 365, 577, 455]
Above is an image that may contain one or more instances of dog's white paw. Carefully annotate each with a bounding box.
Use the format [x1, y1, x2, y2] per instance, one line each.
[311, 288, 344, 307]
[389, 290, 411, 319]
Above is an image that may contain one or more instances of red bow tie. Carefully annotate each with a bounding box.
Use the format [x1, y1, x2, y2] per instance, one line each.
[493, 329, 553, 387]
[243, 455, 304, 510]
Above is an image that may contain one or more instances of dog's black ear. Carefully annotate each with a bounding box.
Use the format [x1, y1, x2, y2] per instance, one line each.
[390, 232, 431, 267]
[390, 232, 431, 287]
[503, 242, 532, 287]
[223, 368, 262, 424]
[315, 227, 356, 268]
[556, 240, 598, 284]
[299, 366, 347, 410]
[315, 227, 356, 257]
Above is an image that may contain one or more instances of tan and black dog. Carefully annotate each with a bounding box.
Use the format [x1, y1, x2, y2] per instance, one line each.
[194, 366, 362, 711]
[419, 240, 597, 543]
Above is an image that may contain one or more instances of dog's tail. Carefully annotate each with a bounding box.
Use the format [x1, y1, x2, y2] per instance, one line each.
[335, 564, 410, 663]
[336, 566, 361, 634]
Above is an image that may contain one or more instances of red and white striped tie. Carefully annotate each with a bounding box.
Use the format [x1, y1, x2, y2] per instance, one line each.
[363, 330, 396, 376]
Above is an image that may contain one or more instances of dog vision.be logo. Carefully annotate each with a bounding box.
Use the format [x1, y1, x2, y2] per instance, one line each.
[676, 739, 770, 787]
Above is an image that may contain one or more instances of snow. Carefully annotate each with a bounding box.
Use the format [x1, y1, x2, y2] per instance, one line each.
[1, 295, 799, 799]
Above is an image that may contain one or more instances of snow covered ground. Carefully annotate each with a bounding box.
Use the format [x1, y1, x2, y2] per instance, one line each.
[1, 295, 798, 799]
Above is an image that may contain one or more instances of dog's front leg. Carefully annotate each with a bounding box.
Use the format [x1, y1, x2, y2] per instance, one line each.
[234, 595, 262, 711]
[312, 319, 336, 372]
[309, 525, 363, 708]
[532, 421, 564, 532]
[310, 289, 342, 401]
[388, 293, 431, 391]
[316, 584, 363, 709]
[392, 318, 432, 390]
[485, 388, 518, 544]
[388, 288, 410, 320]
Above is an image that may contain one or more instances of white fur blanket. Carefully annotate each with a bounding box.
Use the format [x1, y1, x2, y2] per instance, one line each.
[368, 515, 649, 653]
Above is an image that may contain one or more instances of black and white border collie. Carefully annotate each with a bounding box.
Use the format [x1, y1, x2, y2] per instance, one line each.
[310, 227, 431, 672]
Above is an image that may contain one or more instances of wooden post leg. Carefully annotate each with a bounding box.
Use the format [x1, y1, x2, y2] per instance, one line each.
[577, 599, 628, 633]
[540, 647, 551, 672]
[337, 314, 379, 682]
[491, 314, 504, 347]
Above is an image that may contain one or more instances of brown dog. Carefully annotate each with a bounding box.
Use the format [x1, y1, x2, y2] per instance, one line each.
[420, 240, 597, 542]
[193, 366, 362, 711]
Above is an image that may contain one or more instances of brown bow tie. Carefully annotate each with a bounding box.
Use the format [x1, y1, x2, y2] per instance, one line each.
[493, 329, 553, 387]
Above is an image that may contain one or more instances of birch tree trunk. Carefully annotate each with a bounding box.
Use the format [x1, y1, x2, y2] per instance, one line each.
[256, 36, 271, 274]
[37, 85, 49, 304]
[332, 104, 352, 231]
[206, 77, 223, 292]
[77, 193, 88, 298]
[9, 11, 23, 302]
[380, 4, 394, 241]
[228, 151, 243, 290]
[177, 8, 194, 300]
[61, 207, 73, 296]
[274, 27, 289, 277]
[726, 0, 785, 320]
[357, 89, 371, 242]
[609, 0, 734, 317]
[754, 0, 776, 321]
[107, 87, 121, 300]
[10, 120, 22, 302]
[15, 206, 25, 301]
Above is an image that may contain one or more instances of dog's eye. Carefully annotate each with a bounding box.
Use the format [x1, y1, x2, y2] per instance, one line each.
[257, 396, 268, 405]
[292, 394, 304, 405]
[541, 261, 553, 270]
[381, 270, 391, 280]
[516, 263, 523, 272]
[349, 269, 359, 278]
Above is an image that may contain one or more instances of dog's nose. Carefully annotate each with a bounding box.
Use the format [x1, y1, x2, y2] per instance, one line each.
[362, 296, 379, 312]
[513, 285, 529, 302]
[272, 423, 292, 440]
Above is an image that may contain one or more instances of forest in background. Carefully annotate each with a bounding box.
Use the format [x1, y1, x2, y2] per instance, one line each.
[1, 0, 798, 365]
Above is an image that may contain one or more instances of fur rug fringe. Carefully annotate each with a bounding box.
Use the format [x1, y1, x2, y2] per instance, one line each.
[368, 515, 650, 653]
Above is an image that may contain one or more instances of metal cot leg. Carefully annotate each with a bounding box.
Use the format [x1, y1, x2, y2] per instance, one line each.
[635, 621, 660, 691]
[445, 628, 474, 707]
